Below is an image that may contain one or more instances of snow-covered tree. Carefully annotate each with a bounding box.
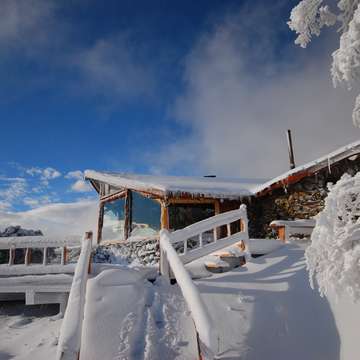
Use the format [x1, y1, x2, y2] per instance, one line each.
[306, 172, 360, 301]
[288, 0, 360, 126]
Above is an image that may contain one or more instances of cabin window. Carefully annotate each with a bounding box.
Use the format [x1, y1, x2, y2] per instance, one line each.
[130, 192, 161, 238]
[168, 203, 215, 231]
[102, 197, 126, 241]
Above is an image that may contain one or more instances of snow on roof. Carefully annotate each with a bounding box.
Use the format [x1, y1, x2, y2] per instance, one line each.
[85, 170, 263, 199]
[254, 139, 360, 195]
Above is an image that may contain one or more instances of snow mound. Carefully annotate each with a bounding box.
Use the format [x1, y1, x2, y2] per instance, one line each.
[306, 172, 360, 302]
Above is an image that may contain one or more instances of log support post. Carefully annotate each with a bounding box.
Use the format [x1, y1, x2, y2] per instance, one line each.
[97, 201, 104, 244]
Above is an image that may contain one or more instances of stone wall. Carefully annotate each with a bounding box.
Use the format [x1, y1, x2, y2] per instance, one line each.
[249, 156, 360, 238]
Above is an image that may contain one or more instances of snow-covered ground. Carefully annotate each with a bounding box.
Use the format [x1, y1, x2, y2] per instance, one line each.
[79, 267, 198, 360]
[196, 243, 358, 359]
[1, 243, 359, 359]
[0, 302, 61, 360]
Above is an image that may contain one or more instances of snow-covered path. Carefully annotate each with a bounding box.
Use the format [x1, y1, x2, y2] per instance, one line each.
[195, 244, 340, 359]
[79, 268, 198, 360]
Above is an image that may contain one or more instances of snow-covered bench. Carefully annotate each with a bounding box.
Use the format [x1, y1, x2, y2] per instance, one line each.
[0, 234, 83, 313]
[270, 219, 316, 242]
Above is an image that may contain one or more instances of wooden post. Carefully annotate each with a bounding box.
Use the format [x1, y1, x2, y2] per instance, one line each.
[43, 247, 47, 265]
[8, 247, 15, 265]
[161, 202, 169, 230]
[277, 226, 286, 242]
[85, 231, 93, 274]
[25, 248, 32, 266]
[97, 201, 104, 244]
[287, 129, 296, 169]
[226, 223, 231, 237]
[199, 233, 203, 248]
[61, 247, 67, 265]
[124, 190, 132, 240]
[213, 227, 218, 242]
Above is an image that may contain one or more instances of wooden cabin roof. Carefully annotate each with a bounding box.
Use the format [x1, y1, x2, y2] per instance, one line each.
[84, 170, 262, 200]
[254, 139, 360, 196]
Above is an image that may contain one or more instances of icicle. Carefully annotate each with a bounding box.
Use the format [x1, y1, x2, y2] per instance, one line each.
[327, 157, 332, 174]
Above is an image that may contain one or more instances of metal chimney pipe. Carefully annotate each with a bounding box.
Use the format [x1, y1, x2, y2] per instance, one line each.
[286, 129, 296, 169]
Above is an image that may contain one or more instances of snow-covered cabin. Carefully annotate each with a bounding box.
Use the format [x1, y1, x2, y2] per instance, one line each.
[85, 139, 360, 243]
[84, 171, 261, 243]
[250, 139, 360, 237]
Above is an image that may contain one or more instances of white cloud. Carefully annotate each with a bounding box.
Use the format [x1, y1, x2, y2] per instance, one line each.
[65, 170, 83, 180]
[0, 178, 27, 207]
[23, 195, 52, 208]
[73, 35, 155, 102]
[71, 179, 92, 193]
[152, 4, 360, 178]
[25, 166, 61, 187]
[0, 200, 98, 236]
[0, 0, 57, 53]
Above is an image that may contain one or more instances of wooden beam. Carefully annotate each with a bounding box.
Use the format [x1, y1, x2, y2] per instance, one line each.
[124, 190, 132, 240]
[168, 198, 217, 205]
[97, 202, 104, 244]
[100, 190, 127, 204]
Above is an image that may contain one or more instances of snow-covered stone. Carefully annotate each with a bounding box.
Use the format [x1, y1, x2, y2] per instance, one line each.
[0, 225, 43, 237]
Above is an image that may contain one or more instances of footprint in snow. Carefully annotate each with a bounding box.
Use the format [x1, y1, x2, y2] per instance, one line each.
[8, 317, 33, 328]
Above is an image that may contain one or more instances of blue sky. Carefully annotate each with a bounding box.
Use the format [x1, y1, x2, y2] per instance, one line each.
[1, 0, 360, 213]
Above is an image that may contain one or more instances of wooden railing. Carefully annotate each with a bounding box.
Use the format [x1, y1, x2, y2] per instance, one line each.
[166, 204, 250, 265]
[159, 205, 250, 359]
[0, 235, 82, 276]
[57, 231, 93, 360]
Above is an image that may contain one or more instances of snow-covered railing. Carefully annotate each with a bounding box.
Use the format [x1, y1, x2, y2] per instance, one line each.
[57, 231, 93, 360]
[0, 235, 81, 276]
[270, 219, 316, 242]
[167, 204, 250, 264]
[159, 205, 250, 359]
[160, 229, 218, 359]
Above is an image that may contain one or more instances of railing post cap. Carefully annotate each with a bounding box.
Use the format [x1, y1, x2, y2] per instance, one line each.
[85, 231, 93, 240]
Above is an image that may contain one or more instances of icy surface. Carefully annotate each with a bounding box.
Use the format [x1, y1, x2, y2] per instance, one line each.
[85, 170, 263, 198]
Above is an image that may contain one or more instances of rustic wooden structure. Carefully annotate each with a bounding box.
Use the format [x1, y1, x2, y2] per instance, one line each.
[85, 171, 258, 244]
[86, 139, 360, 243]
[251, 139, 360, 238]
